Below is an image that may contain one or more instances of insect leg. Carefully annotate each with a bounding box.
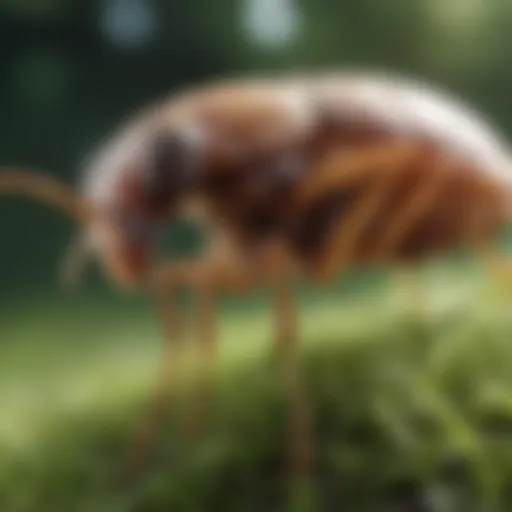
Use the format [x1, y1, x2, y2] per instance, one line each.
[183, 271, 218, 442]
[258, 241, 314, 505]
[292, 141, 416, 211]
[274, 275, 313, 496]
[313, 143, 415, 281]
[475, 245, 512, 294]
[116, 248, 252, 484]
[375, 155, 455, 319]
[156, 240, 258, 445]
[459, 187, 512, 293]
[115, 279, 187, 485]
[374, 154, 455, 259]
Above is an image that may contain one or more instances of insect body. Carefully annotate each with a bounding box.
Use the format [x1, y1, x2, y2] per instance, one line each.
[72, 72, 512, 292]
[1, 71, 512, 489]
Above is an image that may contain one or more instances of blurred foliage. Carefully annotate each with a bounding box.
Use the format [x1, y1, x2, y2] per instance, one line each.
[2, 0, 512, 295]
[1, 265, 512, 510]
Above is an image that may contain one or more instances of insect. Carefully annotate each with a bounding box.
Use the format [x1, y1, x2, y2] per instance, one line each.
[1, 70, 512, 492]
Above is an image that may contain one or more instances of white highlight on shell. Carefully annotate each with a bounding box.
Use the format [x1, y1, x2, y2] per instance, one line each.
[80, 122, 148, 205]
[279, 84, 318, 135]
[307, 71, 512, 184]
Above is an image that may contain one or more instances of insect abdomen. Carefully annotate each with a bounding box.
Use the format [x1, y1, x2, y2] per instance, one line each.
[182, 73, 512, 279]
[289, 140, 512, 279]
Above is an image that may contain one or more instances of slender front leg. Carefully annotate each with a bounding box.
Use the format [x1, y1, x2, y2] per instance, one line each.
[266, 243, 313, 506]
[115, 239, 257, 486]
[274, 276, 313, 490]
[183, 274, 218, 442]
[115, 252, 235, 485]
[115, 286, 185, 486]
[477, 245, 512, 293]
[152, 239, 258, 445]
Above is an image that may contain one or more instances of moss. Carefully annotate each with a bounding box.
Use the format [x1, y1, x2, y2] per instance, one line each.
[1, 266, 512, 510]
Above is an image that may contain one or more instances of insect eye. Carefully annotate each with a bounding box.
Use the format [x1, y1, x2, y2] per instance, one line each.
[142, 132, 196, 209]
[276, 152, 306, 181]
[109, 207, 160, 245]
[126, 216, 161, 244]
[144, 135, 178, 198]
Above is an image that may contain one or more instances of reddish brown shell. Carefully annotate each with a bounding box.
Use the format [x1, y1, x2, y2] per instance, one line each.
[81, 72, 512, 282]
[168, 73, 512, 278]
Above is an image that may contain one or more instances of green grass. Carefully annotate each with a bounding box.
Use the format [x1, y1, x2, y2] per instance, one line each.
[2, 261, 512, 511]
